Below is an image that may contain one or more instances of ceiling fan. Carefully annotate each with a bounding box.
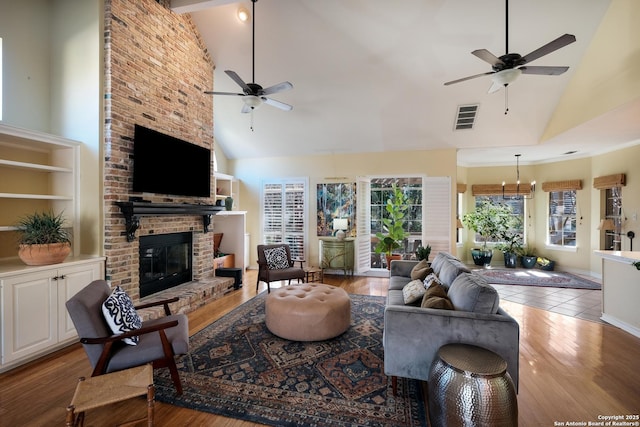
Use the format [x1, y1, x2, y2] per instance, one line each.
[444, 0, 576, 94]
[204, 0, 293, 114]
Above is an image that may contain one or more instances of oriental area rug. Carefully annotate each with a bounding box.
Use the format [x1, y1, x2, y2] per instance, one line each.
[154, 293, 427, 427]
[475, 268, 601, 290]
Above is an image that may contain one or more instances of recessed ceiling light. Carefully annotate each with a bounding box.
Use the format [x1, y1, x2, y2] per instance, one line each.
[237, 6, 250, 23]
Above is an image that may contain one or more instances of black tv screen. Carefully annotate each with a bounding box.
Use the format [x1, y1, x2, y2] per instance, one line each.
[133, 125, 211, 197]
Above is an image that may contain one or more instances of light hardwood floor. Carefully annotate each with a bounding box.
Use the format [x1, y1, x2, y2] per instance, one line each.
[1, 271, 638, 426]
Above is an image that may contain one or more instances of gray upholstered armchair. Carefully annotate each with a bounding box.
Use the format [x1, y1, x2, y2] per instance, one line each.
[257, 244, 305, 293]
[65, 280, 189, 394]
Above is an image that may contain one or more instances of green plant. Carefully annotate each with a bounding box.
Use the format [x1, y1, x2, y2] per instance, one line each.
[415, 244, 431, 261]
[521, 245, 536, 257]
[461, 201, 515, 250]
[16, 211, 71, 245]
[495, 215, 524, 254]
[374, 184, 409, 258]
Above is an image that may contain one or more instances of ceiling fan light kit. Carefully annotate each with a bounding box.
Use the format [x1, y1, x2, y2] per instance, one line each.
[444, 0, 576, 113]
[242, 95, 262, 109]
[204, 0, 293, 126]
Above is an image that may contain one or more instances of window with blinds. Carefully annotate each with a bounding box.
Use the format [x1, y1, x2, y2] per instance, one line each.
[262, 180, 307, 261]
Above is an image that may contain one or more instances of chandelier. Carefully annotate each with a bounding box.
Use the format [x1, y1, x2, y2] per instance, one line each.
[502, 154, 535, 200]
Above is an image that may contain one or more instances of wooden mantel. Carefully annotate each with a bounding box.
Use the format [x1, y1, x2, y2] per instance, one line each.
[115, 201, 224, 242]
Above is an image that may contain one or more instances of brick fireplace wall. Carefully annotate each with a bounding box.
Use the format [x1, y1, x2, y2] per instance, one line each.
[103, 0, 215, 300]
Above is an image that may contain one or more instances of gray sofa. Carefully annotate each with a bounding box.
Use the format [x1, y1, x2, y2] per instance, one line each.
[384, 252, 520, 391]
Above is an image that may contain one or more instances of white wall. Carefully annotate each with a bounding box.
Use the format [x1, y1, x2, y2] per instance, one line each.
[0, 0, 103, 256]
[50, 0, 103, 255]
[0, 0, 51, 131]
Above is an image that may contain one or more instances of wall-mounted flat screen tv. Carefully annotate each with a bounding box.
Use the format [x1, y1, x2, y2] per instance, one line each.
[133, 124, 211, 198]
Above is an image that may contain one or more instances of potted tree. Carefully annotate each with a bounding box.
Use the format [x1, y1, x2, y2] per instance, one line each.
[374, 184, 409, 269]
[462, 200, 514, 267]
[16, 211, 72, 266]
[495, 215, 523, 268]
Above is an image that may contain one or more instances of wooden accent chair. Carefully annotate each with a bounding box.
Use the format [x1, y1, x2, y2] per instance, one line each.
[65, 280, 188, 395]
[256, 244, 305, 293]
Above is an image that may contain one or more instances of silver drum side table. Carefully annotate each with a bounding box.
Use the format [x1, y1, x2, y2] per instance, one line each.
[428, 343, 518, 427]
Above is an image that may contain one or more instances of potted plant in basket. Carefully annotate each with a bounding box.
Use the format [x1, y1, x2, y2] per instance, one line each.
[462, 200, 514, 267]
[374, 184, 409, 269]
[15, 211, 72, 266]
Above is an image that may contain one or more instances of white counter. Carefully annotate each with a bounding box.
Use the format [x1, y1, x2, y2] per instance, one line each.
[595, 250, 640, 338]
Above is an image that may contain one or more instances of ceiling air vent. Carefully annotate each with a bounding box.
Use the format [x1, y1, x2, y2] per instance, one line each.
[454, 104, 479, 130]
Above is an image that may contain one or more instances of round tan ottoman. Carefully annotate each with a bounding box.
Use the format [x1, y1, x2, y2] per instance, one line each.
[265, 284, 351, 341]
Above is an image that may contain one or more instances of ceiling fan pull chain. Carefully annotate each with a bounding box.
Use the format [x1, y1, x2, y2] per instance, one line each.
[250, 110, 255, 132]
[504, 86, 509, 115]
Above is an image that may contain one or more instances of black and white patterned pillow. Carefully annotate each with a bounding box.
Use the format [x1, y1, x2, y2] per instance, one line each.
[102, 286, 143, 345]
[264, 246, 290, 270]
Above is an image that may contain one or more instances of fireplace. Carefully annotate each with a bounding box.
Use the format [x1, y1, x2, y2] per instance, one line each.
[139, 232, 193, 298]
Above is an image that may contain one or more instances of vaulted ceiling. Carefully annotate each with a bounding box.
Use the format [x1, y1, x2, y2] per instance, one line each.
[172, 0, 640, 166]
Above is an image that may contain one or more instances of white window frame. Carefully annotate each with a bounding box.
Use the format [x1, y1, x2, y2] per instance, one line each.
[260, 178, 308, 262]
[547, 189, 578, 248]
[357, 175, 450, 274]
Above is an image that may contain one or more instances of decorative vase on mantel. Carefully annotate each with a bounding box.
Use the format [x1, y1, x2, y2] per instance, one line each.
[224, 196, 234, 211]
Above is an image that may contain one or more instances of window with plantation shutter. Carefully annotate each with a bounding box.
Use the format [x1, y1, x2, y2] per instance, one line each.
[261, 180, 307, 262]
[424, 176, 452, 256]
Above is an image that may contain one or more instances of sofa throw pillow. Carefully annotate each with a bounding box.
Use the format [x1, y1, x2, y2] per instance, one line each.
[421, 281, 453, 309]
[448, 273, 500, 314]
[424, 280, 448, 299]
[410, 260, 433, 281]
[423, 272, 442, 289]
[421, 295, 454, 310]
[264, 246, 290, 270]
[402, 279, 427, 305]
[102, 286, 143, 345]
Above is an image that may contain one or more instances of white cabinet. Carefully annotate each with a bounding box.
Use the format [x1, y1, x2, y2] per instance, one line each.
[0, 257, 105, 371]
[0, 123, 81, 258]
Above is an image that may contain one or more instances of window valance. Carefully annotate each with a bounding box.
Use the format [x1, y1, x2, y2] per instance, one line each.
[541, 180, 582, 192]
[593, 174, 626, 189]
[471, 184, 533, 197]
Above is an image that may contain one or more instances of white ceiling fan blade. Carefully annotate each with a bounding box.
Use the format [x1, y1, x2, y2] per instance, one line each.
[225, 70, 251, 93]
[262, 81, 293, 96]
[521, 34, 576, 64]
[519, 66, 569, 75]
[262, 97, 293, 111]
[472, 49, 504, 67]
[444, 71, 495, 86]
[204, 91, 243, 96]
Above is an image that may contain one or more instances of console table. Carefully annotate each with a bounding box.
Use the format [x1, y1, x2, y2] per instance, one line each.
[319, 238, 355, 277]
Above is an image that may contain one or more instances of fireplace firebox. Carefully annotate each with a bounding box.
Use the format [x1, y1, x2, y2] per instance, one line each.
[139, 232, 192, 297]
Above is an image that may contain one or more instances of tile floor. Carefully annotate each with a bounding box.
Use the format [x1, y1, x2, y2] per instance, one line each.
[492, 283, 604, 323]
